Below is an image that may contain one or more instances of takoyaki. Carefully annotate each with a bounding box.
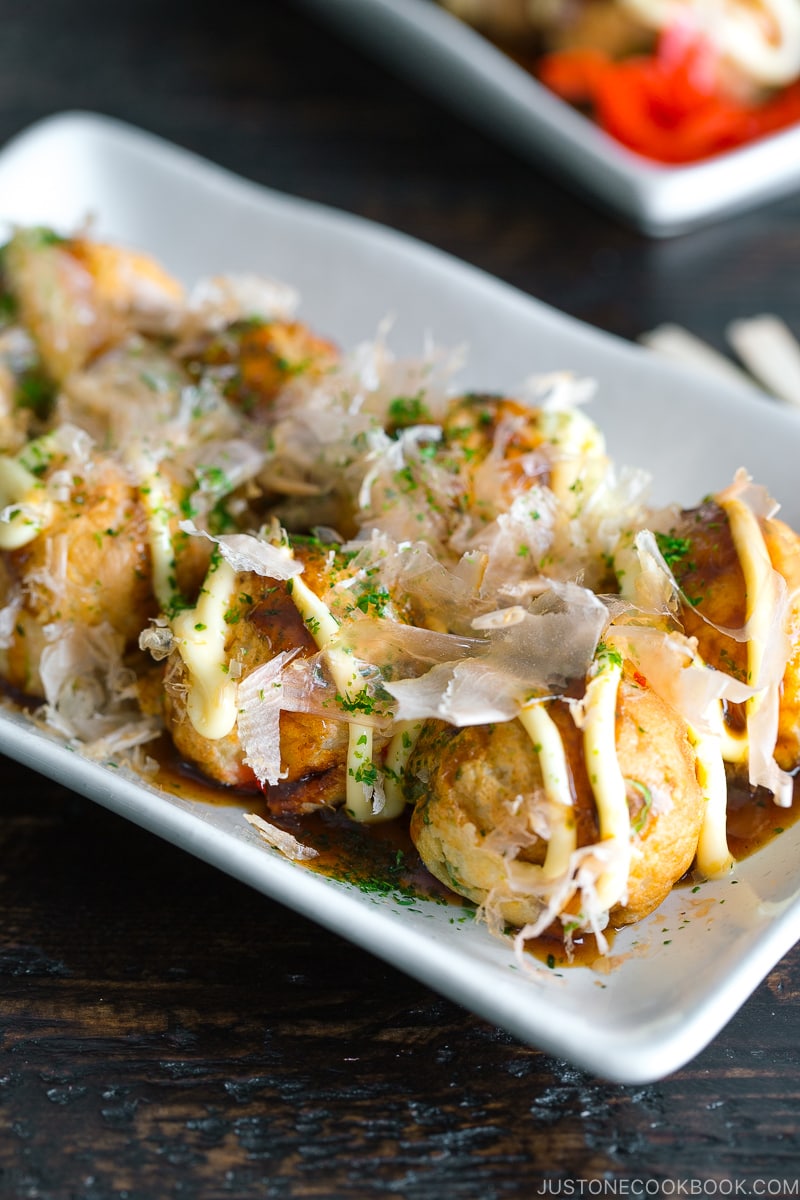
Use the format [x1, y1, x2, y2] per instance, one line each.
[406, 645, 705, 942]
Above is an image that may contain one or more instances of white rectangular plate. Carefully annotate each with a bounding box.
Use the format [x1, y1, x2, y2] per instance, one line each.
[299, 0, 800, 236]
[2, 111, 800, 1083]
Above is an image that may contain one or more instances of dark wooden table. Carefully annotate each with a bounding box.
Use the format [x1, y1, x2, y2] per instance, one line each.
[2, 1, 800, 1195]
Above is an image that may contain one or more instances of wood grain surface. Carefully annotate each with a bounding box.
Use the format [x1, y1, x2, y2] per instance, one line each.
[1, 1, 800, 1196]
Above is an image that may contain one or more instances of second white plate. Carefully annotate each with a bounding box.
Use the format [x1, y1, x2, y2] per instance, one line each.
[300, 0, 800, 235]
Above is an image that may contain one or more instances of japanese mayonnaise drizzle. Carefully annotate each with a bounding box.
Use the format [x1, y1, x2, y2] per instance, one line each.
[171, 532, 403, 822]
[517, 648, 632, 913]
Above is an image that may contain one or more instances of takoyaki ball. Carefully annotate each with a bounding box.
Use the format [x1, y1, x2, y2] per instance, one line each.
[408, 718, 581, 927]
[371, 388, 604, 549]
[612, 669, 704, 924]
[656, 500, 746, 676]
[357, 391, 614, 582]
[0, 447, 216, 698]
[407, 663, 704, 931]
[186, 318, 339, 416]
[659, 500, 800, 771]
[3, 228, 184, 384]
[439, 392, 609, 523]
[757, 515, 800, 770]
[164, 544, 348, 794]
[442, 393, 551, 507]
[0, 455, 155, 696]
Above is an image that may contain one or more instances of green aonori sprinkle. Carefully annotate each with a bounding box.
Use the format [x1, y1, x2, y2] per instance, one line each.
[654, 532, 693, 572]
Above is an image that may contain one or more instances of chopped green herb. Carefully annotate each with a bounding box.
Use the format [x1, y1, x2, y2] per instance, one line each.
[388, 392, 431, 426]
[654, 532, 693, 572]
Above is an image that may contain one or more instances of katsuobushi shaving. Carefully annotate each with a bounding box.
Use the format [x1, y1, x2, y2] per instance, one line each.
[1, 223, 798, 961]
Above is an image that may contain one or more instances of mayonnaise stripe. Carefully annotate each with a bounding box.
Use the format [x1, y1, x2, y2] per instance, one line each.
[288, 566, 398, 822]
[173, 556, 239, 740]
[518, 702, 577, 881]
[580, 659, 631, 911]
[691, 726, 735, 879]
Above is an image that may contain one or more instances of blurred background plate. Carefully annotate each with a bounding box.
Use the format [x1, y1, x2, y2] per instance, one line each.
[299, 0, 800, 236]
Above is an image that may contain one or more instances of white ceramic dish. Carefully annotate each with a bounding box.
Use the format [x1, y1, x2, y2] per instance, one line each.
[299, 0, 800, 236]
[2, 111, 800, 1083]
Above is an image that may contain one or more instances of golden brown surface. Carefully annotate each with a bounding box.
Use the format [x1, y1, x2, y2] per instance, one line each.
[763, 516, 800, 770]
[164, 547, 348, 793]
[192, 318, 339, 414]
[0, 457, 154, 694]
[4, 231, 182, 383]
[667, 503, 800, 770]
[666, 501, 748, 679]
[611, 671, 705, 923]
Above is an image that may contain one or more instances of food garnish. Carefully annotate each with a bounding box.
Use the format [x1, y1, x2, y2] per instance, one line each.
[1, 225, 798, 965]
[440, 0, 800, 163]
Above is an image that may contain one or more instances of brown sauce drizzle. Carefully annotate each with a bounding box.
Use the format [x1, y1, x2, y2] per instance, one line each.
[10, 702, 800, 965]
[150, 736, 261, 806]
[525, 927, 615, 971]
[258, 805, 459, 907]
[149, 737, 457, 906]
[725, 777, 800, 861]
[151, 736, 800, 930]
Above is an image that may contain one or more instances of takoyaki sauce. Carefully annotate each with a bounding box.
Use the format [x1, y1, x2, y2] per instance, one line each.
[149, 739, 456, 906]
[258, 804, 458, 907]
[143, 739, 800, 960]
[525, 927, 615, 971]
[0, 683, 39, 715]
[150, 736, 261, 806]
[724, 778, 800, 861]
